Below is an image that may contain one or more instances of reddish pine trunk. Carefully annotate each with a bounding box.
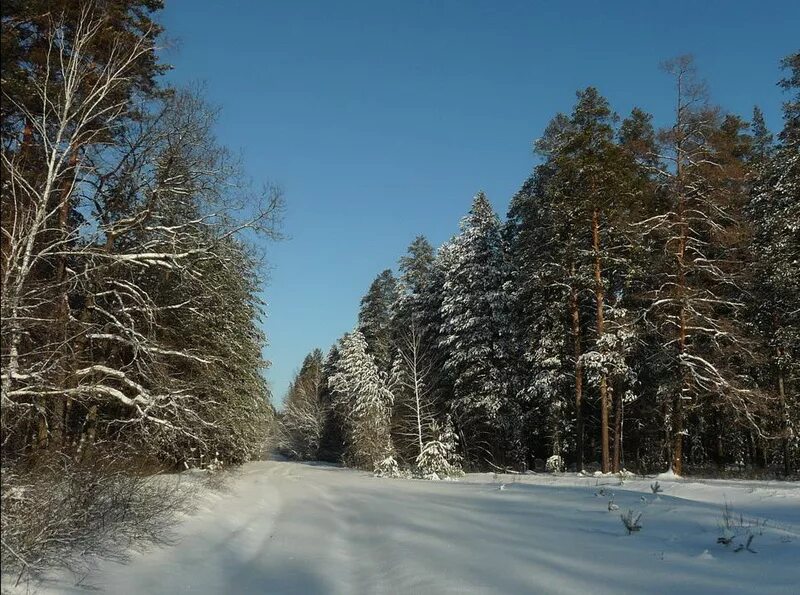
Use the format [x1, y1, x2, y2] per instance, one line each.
[673, 191, 688, 476]
[570, 263, 584, 472]
[613, 386, 622, 473]
[592, 208, 610, 473]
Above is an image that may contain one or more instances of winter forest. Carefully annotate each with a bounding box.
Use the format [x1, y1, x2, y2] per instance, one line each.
[281, 54, 800, 480]
[1, 1, 281, 582]
[1, 1, 799, 593]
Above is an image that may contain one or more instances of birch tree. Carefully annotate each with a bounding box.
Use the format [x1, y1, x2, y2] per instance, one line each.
[389, 318, 437, 462]
[1, 7, 281, 464]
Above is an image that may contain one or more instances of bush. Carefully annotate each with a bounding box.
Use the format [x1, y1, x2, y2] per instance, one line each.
[620, 509, 643, 534]
[716, 500, 763, 552]
[1, 452, 193, 588]
[374, 455, 404, 478]
[414, 418, 464, 480]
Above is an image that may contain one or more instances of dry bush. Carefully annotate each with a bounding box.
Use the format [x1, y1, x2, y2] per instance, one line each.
[0, 452, 193, 588]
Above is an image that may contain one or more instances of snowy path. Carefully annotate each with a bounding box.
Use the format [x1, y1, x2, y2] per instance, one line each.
[42, 460, 800, 594]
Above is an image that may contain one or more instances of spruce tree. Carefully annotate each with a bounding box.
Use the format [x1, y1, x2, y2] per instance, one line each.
[358, 270, 400, 373]
[506, 172, 575, 466]
[329, 330, 395, 470]
[317, 343, 348, 462]
[747, 53, 800, 474]
[281, 349, 327, 460]
[390, 236, 436, 358]
[439, 193, 510, 465]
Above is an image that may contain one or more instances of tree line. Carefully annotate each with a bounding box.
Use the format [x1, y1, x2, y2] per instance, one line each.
[1, 1, 281, 470]
[1, 2, 283, 579]
[281, 52, 799, 478]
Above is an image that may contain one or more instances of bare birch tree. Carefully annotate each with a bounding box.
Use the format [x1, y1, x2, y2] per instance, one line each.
[390, 317, 438, 462]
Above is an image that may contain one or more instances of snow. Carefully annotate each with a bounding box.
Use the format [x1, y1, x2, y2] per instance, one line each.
[655, 469, 682, 481]
[26, 461, 800, 594]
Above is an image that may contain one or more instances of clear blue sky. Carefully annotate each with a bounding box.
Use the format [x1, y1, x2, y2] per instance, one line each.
[159, 1, 798, 405]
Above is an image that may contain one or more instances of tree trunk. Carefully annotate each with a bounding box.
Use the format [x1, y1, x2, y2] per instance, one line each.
[77, 404, 98, 462]
[50, 149, 79, 449]
[50, 398, 65, 449]
[592, 208, 610, 473]
[672, 390, 684, 475]
[413, 367, 424, 458]
[673, 274, 688, 475]
[612, 385, 622, 473]
[569, 263, 584, 472]
[777, 347, 790, 475]
[36, 402, 48, 450]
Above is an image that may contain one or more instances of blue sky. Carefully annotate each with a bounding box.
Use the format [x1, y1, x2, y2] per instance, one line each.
[159, 1, 798, 405]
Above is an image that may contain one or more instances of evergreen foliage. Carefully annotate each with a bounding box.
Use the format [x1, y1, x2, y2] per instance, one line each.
[415, 416, 463, 479]
[439, 193, 511, 466]
[285, 53, 800, 478]
[281, 349, 327, 460]
[329, 331, 395, 470]
[1, 3, 280, 469]
[358, 270, 400, 373]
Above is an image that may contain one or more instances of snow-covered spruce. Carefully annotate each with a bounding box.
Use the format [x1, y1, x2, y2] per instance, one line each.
[414, 417, 464, 480]
[329, 330, 397, 471]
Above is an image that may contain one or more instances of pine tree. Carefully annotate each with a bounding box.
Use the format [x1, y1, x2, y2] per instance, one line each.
[512, 90, 651, 472]
[542, 88, 623, 472]
[641, 56, 758, 474]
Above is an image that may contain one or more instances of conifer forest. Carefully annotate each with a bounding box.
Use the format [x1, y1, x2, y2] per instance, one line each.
[1, 1, 798, 593]
[283, 55, 800, 480]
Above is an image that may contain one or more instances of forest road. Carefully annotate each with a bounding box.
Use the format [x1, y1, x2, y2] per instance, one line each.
[46, 459, 800, 595]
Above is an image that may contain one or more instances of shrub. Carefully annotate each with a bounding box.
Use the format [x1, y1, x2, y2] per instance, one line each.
[1, 452, 193, 588]
[621, 509, 643, 534]
[414, 419, 464, 480]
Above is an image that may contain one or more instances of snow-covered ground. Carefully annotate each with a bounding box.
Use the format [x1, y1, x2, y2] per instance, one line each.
[31, 460, 800, 594]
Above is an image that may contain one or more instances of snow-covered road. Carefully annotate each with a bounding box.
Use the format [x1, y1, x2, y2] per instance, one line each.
[43, 460, 800, 594]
